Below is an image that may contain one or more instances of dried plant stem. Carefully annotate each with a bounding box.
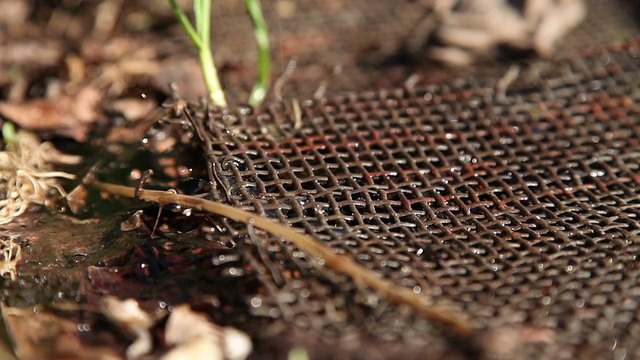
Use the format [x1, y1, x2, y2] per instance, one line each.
[89, 180, 472, 335]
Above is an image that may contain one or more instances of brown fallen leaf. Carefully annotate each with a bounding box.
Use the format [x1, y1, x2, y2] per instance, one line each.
[2, 304, 122, 360]
[479, 325, 556, 357]
[163, 305, 252, 360]
[0, 39, 63, 68]
[101, 296, 160, 359]
[0, 0, 30, 35]
[107, 98, 156, 122]
[0, 87, 102, 141]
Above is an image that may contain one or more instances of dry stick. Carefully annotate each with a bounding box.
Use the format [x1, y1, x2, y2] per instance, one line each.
[89, 180, 472, 336]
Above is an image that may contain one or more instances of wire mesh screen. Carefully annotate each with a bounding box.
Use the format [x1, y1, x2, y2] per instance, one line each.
[165, 37, 640, 359]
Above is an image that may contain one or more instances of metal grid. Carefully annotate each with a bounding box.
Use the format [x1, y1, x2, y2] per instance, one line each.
[166, 37, 640, 359]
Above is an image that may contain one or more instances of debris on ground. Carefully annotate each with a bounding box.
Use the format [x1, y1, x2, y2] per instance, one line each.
[419, 0, 587, 65]
[163, 305, 252, 360]
[0, 123, 81, 225]
[0, 87, 102, 141]
[101, 296, 159, 359]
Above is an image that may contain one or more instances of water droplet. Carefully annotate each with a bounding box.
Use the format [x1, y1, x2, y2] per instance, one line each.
[250, 297, 262, 308]
[269, 308, 281, 318]
[238, 105, 253, 115]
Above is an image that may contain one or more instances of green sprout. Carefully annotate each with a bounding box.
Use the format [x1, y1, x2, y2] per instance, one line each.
[245, 0, 271, 107]
[287, 347, 310, 360]
[168, 0, 272, 108]
[168, 0, 227, 107]
[1, 122, 18, 145]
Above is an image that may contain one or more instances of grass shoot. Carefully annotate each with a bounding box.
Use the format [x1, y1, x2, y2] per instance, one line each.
[167, 0, 227, 107]
[245, 0, 271, 107]
[168, 0, 272, 108]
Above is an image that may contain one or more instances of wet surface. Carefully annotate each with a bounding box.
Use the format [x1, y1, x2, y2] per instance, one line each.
[1, 1, 640, 359]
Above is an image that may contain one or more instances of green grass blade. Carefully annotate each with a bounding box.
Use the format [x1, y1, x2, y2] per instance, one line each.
[245, 0, 271, 107]
[194, 0, 210, 44]
[168, 0, 227, 107]
[195, 0, 226, 107]
[167, 0, 201, 48]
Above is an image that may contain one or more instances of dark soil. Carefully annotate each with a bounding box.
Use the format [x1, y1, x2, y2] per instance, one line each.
[1, 1, 640, 359]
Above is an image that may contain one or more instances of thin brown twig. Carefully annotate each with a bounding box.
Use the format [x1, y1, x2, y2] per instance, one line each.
[88, 180, 473, 336]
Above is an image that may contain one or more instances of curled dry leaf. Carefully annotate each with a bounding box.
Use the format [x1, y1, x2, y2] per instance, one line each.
[162, 305, 252, 360]
[104, 97, 158, 144]
[0, 87, 101, 141]
[100, 296, 158, 360]
[426, 0, 587, 65]
[0, 0, 30, 33]
[0, 39, 63, 68]
[532, 0, 587, 56]
[2, 304, 122, 360]
[108, 98, 156, 122]
[480, 325, 556, 357]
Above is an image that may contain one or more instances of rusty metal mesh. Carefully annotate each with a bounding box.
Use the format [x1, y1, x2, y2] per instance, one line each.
[161, 35, 640, 359]
[1, 1, 640, 359]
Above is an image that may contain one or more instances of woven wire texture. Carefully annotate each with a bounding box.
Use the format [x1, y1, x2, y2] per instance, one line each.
[172, 37, 640, 359]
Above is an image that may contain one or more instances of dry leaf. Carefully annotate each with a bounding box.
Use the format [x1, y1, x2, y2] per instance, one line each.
[101, 296, 157, 359]
[0, 87, 101, 141]
[108, 98, 155, 122]
[163, 305, 252, 360]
